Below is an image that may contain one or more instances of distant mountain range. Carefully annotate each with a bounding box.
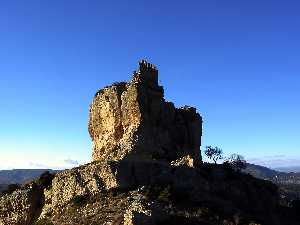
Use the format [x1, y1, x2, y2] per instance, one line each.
[244, 163, 300, 201]
[244, 163, 300, 184]
[0, 169, 59, 191]
[274, 166, 300, 173]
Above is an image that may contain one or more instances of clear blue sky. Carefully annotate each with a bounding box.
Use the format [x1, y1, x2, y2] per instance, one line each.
[0, 0, 299, 169]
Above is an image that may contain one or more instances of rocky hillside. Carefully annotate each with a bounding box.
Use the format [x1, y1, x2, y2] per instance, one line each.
[244, 164, 300, 184]
[1, 161, 299, 225]
[1, 60, 299, 225]
[244, 163, 300, 202]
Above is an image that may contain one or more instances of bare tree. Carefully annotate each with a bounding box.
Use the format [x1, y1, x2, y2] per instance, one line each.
[227, 154, 247, 171]
[205, 146, 223, 164]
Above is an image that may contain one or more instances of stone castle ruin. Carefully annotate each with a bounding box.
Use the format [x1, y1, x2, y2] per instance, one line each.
[88, 60, 203, 166]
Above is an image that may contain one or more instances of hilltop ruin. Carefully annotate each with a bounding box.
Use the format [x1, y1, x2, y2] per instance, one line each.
[1, 60, 297, 225]
[88, 60, 203, 166]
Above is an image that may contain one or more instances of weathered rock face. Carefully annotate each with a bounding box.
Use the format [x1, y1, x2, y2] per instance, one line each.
[89, 60, 203, 166]
[0, 183, 42, 225]
[33, 160, 283, 225]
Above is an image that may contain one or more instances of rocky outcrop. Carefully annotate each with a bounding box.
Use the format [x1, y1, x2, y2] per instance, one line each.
[0, 183, 42, 225]
[1, 60, 300, 225]
[88, 60, 202, 166]
[32, 161, 288, 225]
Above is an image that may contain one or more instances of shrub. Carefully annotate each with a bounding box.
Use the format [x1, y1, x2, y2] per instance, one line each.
[227, 154, 247, 172]
[204, 146, 223, 164]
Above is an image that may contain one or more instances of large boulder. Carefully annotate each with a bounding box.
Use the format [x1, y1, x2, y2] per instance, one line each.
[89, 60, 203, 166]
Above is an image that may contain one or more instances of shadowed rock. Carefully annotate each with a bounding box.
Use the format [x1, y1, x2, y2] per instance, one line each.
[89, 60, 203, 166]
[0, 183, 43, 225]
